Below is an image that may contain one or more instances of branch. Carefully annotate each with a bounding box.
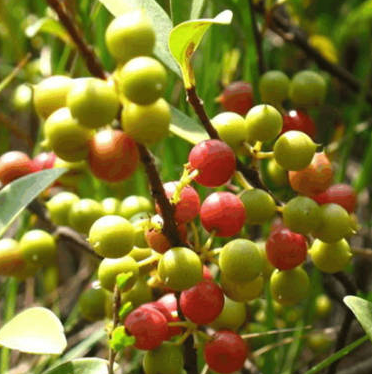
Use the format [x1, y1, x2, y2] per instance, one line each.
[108, 286, 121, 374]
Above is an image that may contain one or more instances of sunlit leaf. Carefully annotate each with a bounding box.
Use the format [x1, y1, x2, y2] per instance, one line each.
[109, 326, 135, 351]
[344, 296, 372, 342]
[43, 358, 115, 374]
[25, 18, 72, 45]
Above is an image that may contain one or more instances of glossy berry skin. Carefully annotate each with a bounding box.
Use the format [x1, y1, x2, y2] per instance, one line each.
[289, 152, 333, 196]
[124, 304, 168, 350]
[156, 293, 178, 313]
[266, 158, 288, 187]
[155, 182, 200, 224]
[282, 110, 317, 139]
[218, 81, 253, 115]
[88, 129, 139, 182]
[53, 158, 86, 187]
[46, 192, 79, 226]
[204, 330, 248, 374]
[180, 280, 224, 324]
[200, 192, 246, 237]
[101, 197, 122, 216]
[221, 273, 264, 302]
[32, 152, 56, 171]
[0, 238, 27, 277]
[120, 195, 153, 219]
[312, 184, 357, 213]
[0, 151, 34, 185]
[122, 276, 153, 308]
[121, 56, 167, 105]
[259, 70, 290, 105]
[79, 284, 108, 321]
[188, 140, 236, 187]
[266, 228, 307, 270]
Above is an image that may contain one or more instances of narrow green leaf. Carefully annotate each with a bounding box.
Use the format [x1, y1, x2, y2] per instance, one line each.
[0, 168, 66, 238]
[25, 18, 72, 45]
[168, 10, 233, 88]
[0, 307, 67, 355]
[119, 301, 133, 320]
[116, 271, 133, 291]
[190, 0, 206, 19]
[109, 326, 135, 351]
[344, 296, 372, 341]
[43, 358, 114, 374]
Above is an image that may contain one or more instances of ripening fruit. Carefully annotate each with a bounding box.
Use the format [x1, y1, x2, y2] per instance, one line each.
[19, 230, 56, 267]
[259, 70, 290, 105]
[309, 239, 352, 273]
[121, 98, 170, 145]
[217, 81, 254, 115]
[312, 203, 351, 243]
[105, 10, 155, 63]
[120, 195, 153, 219]
[283, 196, 321, 234]
[266, 158, 288, 187]
[121, 56, 167, 105]
[43, 107, 93, 162]
[289, 152, 333, 196]
[289, 70, 326, 107]
[88, 129, 139, 182]
[273, 130, 317, 171]
[0, 238, 27, 277]
[158, 247, 202, 291]
[33, 75, 72, 119]
[79, 284, 109, 321]
[240, 189, 276, 225]
[46, 192, 79, 226]
[98, 255, 139, 291]
[0, 151, 34, 185]
[32, 152, 56, 171]
[67, 78, 120, 129]
[221, 273, 264, 302]
[245, 104, 283, 143]
[122, 276, 153, 308]
[270, 267, 310, 305]
[282, 110, 317, 139]
[188, 140, 236, 187]
[219, 239, 263, 282]
[101, 198, 122, 216]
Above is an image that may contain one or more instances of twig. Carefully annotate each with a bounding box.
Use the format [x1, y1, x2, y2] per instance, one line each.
[0, 53, 31, 93]
[108, 286, 121, 374]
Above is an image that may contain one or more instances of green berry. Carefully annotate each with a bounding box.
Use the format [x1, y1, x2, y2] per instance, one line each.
[0, 238, 26, 277]
[46, 192, 79, 226]
[101, 197, 122, 216]
[266, 158, 288, 187]
[259, 70, 290, 105]
[221, 273, 264, 302]
[257, 241, 275, 280]
[13, 84, 32, 111]
[122, 275, 153, 308]
[307, 332, 333, 354]
[120, 195, 153, 219]
[53, 158, 87, 187]
[79, 284, 109, 321]
[315, 294, 332, 319]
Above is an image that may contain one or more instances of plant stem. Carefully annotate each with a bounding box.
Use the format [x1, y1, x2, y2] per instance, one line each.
[108, 286, 121, 374]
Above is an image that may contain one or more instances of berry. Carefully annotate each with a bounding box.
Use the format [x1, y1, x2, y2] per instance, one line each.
[188, 140, 236, 187]
[0, 238, 26, 277]
[200, 192, 246, 237]
[53, 158, 86, 187]
[180, 280, 224, 324]
[257, 241, 275, 280]
[32, 152, 56, 171]
[245, 104, 283, 143]
[122, 276, 153, 308]
[315, 294, 332, 319]
[307, 332, 333, 354]
[0, 151, 34, 185]
[266, 228, 307, 270]
[128, 247, 154, 273]
[79, 284, 108, 321]
[273, 130, 317, 171]
[289, 152, 333, 196]
[217, 81, 254, 115]
[221, 273, 264, 302]
[101, 197, 122, 216]
[309, 239, 352, 273]
[204, 330, 248, 374]
[158, 247, 202, 291]
[219, 239, 262, 282]
[259, 70, 290, 105]
[156, 293, 178, 313]
[46, 192, 79, 226]
[12, 84, 32, 111]
[120, 195, 153, 219]
[282, 110, 317, 139]
[266, 158, 288, 187]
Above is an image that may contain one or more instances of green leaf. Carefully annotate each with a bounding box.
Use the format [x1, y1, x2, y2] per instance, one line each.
[344, 296, 372, 341]
[168, 10, 233, 88]
[190, 0, 206, 19]
[116, 271, 133, 291]
[25, 18, 72, 45]
[43, 358, 114, 374]
[0, 307, 67, 354]
[119, 301, 133, 320]
[170, 106, 209, 144]
[109, 326, 135, 351]
[0, 168, 66, 238]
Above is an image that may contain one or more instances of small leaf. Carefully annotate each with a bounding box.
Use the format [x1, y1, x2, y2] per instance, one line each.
[0, 307, 67, 354]
[344, 296, 372, 342]
[0, 168, 66, 238]
[109, 326, 135, 351]
[116, 271, 133, 291]
[119, 301, 133, 320]
[25, 18, 72, 45]
[169, 10, 233, 88]
[43, 358, 115, 374]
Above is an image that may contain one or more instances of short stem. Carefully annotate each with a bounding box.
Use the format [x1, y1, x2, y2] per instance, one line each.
[190, 221, 201, 252]
[137, 254, 161, 268]
[234, 171, 253, 191]
[255, 151, 274, 159]
[201, 231, 216, 255]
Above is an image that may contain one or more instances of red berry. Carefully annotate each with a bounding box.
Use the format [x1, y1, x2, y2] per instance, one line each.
[180, 280, 224, 324]
[282, 110, 317, 139]
[156, 293, 178, 312]
[200, 192, 246, 237]
[188, 140, 236, 187]
[218, 81, 254, 115]
[312, 184, 356, 213]
[266, 228, 307, 270]
[155, 181, 200, 224]
[88, 129, 139, 182]
[124, 304, 169, 350]
[203, 265, 213, 280]
[33, 152, 56, 171]
[204, 330, 248, 374]
[0, 151, 34, 185]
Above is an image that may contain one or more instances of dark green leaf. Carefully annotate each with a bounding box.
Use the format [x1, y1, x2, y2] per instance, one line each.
[344, 296, 372, 341]
[43, 358, 114, 374]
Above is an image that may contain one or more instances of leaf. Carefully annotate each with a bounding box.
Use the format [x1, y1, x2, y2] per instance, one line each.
[25, 18, 72, 45]
[43, 358, 115, 374]
[0, 168, 66, 238]
[98, 0, 181, 76]
[116, 271, 133, 291]
[0, 307, 67, 354]
[344, 296, 372, 341]
[170, 106, 209, 144]
[109, 326, 135, 351]
[119, 301, 133, 320]
[190, 0, 206, 19]
[168, 10, 233, 88]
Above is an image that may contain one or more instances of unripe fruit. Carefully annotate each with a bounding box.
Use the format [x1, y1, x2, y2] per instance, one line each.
[101, 197, 121, 216]
[282, 110, 317, 139]
[217, 81, 254, 115]
[221, 273, 264, 302]
[307, 332, 333, 354]
[79, 284, 108, 321]
[0, 151, 34, 185]
[309, 239, 352, 273]
[312, 203, 351, 243]
[88, 215, 134, 258]
[240, 189, 276, 225]
[200, 192, 246, 237]
[315, 294, 332, 319]
[98, 255, 139, 291]
[289, 70, 326, 107]
[105, 10, 155, 63]
[219, 239, 262, 282]
[46, 192, 79, 226]
[121, 98, 170, 145]
[283, 196, 321, 234]
[33, 75, 72, 119]
[266, 158, 288, 187]
[273, 130, 317, 171]
[188, 140, 236, 187]
[259, 70, 290, 105]
[245, 104, 283, 143]
[53, 158, 86, 187]
[44, 107, 93, 162]
[158, 247, 202, 291]
[121, 57, 167, 105]
[132, 219, 151, 249]
[19, 230, 56, 267]
[67, 78, 120, 129]
[209, 297, 246, 331]
[0, 238, 26, 276]
[257, 241, 275, 280]
[120, 195, 153, 219]
[12, 84, 32, 111]
[270, 267, 310, 305]
[32, 152, 56, 171]
[122, 276, 153, 308]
